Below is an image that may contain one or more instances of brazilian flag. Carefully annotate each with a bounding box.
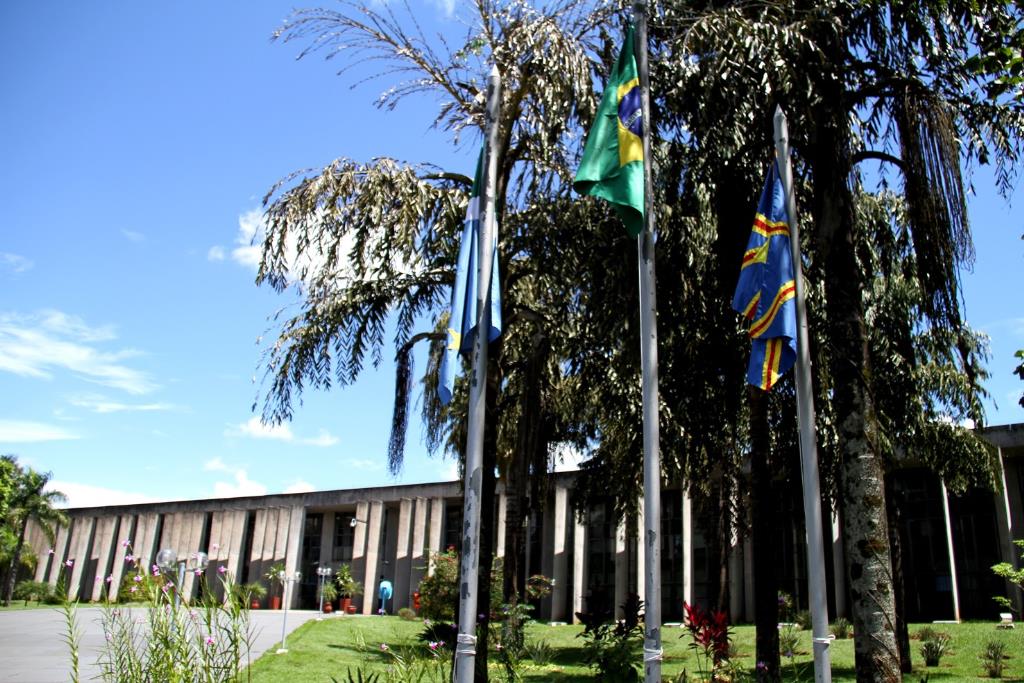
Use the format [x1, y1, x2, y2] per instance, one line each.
[573, 25, 645, 237]
[732, 160, 797, 391]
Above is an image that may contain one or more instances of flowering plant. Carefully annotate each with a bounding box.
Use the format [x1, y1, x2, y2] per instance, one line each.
[682, 601, 732, 682]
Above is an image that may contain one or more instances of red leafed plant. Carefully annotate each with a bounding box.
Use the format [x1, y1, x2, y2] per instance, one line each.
[682, 601, 733, 681]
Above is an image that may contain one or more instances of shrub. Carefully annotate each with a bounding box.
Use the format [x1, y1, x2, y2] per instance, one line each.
[795, 609, 812, 630]
[524, 638, 553, 665]
[981, 640, 1007, 678]
[397, 607, 417, 621]
[779, 623, 801, 659]
[416, 548, 502, 621]
[419, 620, 458, 650]
[578, 594, 644, 682]
[919, 631, 951, 667]
[13, 580, 52, 605]
[830, 617, 852, 639]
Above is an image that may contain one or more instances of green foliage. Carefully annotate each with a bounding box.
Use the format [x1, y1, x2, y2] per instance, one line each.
[1015, 349, 1024, 408]
[13, 579, 52, 605]
[396, 606, 416, 621]
[232, 581, 267, 607]
[981, 639, 1008, 678]
[494, 601, 534, 681]
[522, 638, 553, 665]
[830, 617, 852, 639]
[918, 630, 951, 667]
[416, 548, 501, 622]
[991, 538, 1024, 609]
[577, 596, 644, 682]
[794, 609, 812, 631]
[93, 571, 255, 682]
[335, 563, 363, 598]
[320, 581, 339, 604]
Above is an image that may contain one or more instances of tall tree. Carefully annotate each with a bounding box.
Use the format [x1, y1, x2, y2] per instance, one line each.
[2, 459, 66, 606]
[653, 0, 1023, 679]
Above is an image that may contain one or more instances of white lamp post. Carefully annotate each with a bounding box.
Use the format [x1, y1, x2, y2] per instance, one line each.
[156, 548, 208, 609]
[276, 570, 301, 654]
[316, 566, 332, 620]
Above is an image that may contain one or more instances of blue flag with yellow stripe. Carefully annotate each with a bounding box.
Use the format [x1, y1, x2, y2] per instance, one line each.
[732, 160, 797, 391]
[438, 149, 502, 406]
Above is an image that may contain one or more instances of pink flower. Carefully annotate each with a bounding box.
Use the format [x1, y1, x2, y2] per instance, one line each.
[125, 554, 135, 563]
[205, 636, 215, 646]
[122, 539, 132, 547]
[65, 559, 74, 567]
[217, 566, 227, 575]
[133, 574, 143, 583]
[380, 643, 389, 652]
[106, 575, 113, 584]
[194, 568, 203, 576]
[428, 641, 440, 651]
[152, 566, 160, 576]
[130, 585, 138, 594]
[161, 584, 171, 593]
[47, 548, 54, 555]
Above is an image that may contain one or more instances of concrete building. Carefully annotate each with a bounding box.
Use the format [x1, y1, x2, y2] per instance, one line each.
[26, 423, 1024, 622]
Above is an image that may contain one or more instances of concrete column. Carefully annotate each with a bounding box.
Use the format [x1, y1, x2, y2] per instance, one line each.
[225, 510, 247, 579]
[108, 514, 134, 602]
[682, 488, 694, 607]
[614, 516, 628, 620]
[572, 508, 586, 623]
[168, 512, 186, 559]
[208, 512, 224, 562]
[320, 509, 336, 568]
[261, 508, 281, 568]
[636, 502, 645, 605]
[395, 498, 412, 610]
[90, 516, 118, 602]
[134, 512, 159, 571]
[67, 516, 95, 601]
[283, 505, 306, 609]
[427, 497, 444, 575]
[496, 492, 508, 558]
[831, 508, 847, 618]
[249, 509, 269, 585]
[411, 497, 428, 594]
[352, 500, 370, 601]
[743, 535, 755, 621]
[274, 507, 291, 563]
[362, 500, 385, 615]
[48, 523, 71, 587]
[940, 480, 962, 622]
[994, 447, 1024, 614]
[550, 485, 569, 621]
[33, 521, 53, 583]
[182, 512, 206, 598]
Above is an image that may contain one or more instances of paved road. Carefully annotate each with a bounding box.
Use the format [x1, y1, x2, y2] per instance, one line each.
[0, 606, 321, 682]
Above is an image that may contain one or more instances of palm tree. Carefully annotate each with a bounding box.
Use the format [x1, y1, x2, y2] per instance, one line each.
[3, 466, 67, 606]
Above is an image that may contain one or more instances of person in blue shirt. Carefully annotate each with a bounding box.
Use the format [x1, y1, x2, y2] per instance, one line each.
[378, 575, 393, 615]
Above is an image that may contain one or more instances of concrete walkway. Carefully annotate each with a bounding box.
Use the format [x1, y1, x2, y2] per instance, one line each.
[0, 606, 321, 682]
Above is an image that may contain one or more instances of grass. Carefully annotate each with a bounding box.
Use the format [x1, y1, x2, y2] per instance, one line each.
[248, 617, 1024, 682]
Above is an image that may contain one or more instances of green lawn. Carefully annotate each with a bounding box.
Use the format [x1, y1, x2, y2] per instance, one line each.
[248, 617, 1024, 682]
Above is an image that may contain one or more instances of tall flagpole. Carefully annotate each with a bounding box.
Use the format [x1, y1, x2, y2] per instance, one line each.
[633, 4, 663, 682]
[453, 64, 502, 683]
[774, 105, 833, 683]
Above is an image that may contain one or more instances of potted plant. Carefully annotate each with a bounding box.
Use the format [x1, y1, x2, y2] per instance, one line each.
[321, 581, 338, 614]
[335, 563, 363, 614]
[264, 562, 286, 609]
[232, 581, 266, 609]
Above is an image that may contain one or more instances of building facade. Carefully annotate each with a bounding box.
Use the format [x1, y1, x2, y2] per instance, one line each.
[26, 423, 1024, 622]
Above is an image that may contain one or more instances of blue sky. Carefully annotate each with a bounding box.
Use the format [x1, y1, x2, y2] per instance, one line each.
[1, 2, 1022, 508]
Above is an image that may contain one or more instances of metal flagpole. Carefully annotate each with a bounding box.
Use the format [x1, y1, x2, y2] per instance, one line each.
[633, 4, 663, 682]
[453, 64, 502, 683]
[773, 105, 833, 683]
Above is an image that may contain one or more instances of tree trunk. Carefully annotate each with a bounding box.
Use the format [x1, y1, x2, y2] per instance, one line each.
[3, 516, 28, 606]
[812, 67, 901, 679]
[750, 388, 781, 682]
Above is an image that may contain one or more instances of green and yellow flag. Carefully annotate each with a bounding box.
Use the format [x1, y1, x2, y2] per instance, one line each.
[573, 25, 644, 237]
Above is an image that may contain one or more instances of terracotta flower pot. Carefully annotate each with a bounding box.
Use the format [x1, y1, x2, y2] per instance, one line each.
[271, 595, 282, 610]
[324, 601, 334, 614]
[340, 597, 352, 614]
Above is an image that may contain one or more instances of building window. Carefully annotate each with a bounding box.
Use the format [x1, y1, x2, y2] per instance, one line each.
[333, 512, 355, 563]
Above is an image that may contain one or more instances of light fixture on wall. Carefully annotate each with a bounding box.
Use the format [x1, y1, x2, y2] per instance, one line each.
[349, 517, 367, 528]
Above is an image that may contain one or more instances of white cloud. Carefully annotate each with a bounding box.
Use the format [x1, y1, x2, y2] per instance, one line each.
[207, 245, 226, 262]
[230, 210, 264, 270]
[431, 0, 456, 17]
[226, 417, 339, 447]
[347, 458, 384, 471]
[48, 480, 158, 508]
[303, 429, 339, 447]
[0, 419, 79, 443]
[0, 252, 33, 274]
[440, 460, 459, 481]
[227, 416, 294, 441]
[283, 479, 315, 494]
[0, 310, 155, 394]
[203, 457, 269, 498]
[70, 394, 175, 414]
[121, 229, 144, 243]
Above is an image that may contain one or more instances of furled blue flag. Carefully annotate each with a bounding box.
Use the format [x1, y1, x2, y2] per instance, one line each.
[438, 149, 502, 405]
[732, 160, 797, 391]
